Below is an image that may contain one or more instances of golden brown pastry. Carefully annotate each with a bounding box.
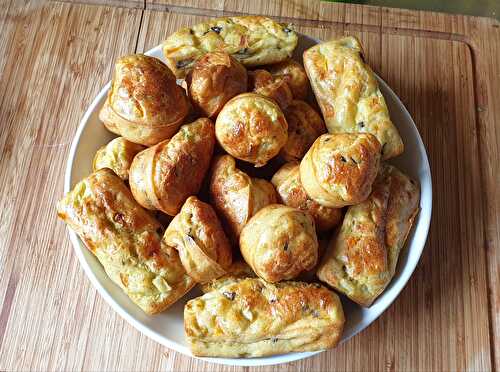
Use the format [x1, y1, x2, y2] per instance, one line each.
[92, 137, 145, 180]
[271, 162, 342, 232]
[200, 261, 256, 293]
[187, 51, 247, 118]
[129, 118, 215, 216]
[209, 155, 278, 242]
[56, 169, 195, 314]
[99, 54, 189, 146]
[163, 196, 232, 283]
[303, 36, 403, 159]
[184, 278, 345, 357]
[215, 93, 288, 167]
[248, 69, 293, 110]
[300, 133, 381, 208]
[162, 16, 298, 78]
[267, 59, 309, 100]
[317, 164, 420, 306]
[240, 204, 318, 283]
[280, 100, 326, 162]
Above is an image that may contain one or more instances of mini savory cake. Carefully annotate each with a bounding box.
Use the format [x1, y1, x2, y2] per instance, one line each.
[209, 155, 278, 242]
[184, 278, 345, 357]
[272, 162, 342, 232]
[99, 54, 189, 146]
[56, 168, 195, 314]
[215, 93, 288, 167]
[187, 51, 247, 118]
[248, 69, 293, 110]
[300, 133, 381, 208]
[280, 100, 326, 162]
[162, 16, 298, 78]
[200, 261, 256, 293]
[303, 36, 403, 159]
[267, 59, 309, 100]
[92, 137, 145, 180]
[317, 164, 420, 306]
[129, 118, 215, 216]
[240, 204, 318, 283]
[163, 196, 232, 283]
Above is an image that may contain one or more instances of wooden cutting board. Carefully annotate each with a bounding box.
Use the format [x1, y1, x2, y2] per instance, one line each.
[0, 1, 498, 370]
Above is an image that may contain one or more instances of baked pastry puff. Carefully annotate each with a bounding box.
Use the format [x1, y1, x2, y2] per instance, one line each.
[248, 69, 293, 110]
[162, 16, 298, 78]
[187, 51, 247, 118]
[209, 155, 278, 242]
[300, 133, 381, 208]
[99, 54, 189, 146]
[56, 168, 195, 314]
[240, 204, 318, 283]
[272, 162, 342, 232]
[215, 93, 288, 167]
[280, 100, 326, 162]
[163, 196, 232, 283]
[92, 137, 145, 180]
[129, 118, 215, 216]
[317, 164, 420, 306]
[303, 36, 403, 159]
[267, 59, 309, 100]
[184, 278, 345, 357]
[200, 261, 256, 293]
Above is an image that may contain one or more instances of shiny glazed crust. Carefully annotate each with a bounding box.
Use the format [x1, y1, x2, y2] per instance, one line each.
[272, 162, 342, 232]
[240, 204, 318, 283]
[200, 261, 256, 293]
[300, 133, 381, 208]
[317, 164, 420, 306]
[163, 196, 232, 283]
[129, 118, 215, 216]
[267, 59, 309, 100]
[303, 36, 403, 159]
[280, 100, 326, 162]
[209, 155, 278, 242]
[56, 169, 195, 314]
[215, 93, 288, 167]
[187, 51, 247, 118]
[248, 69, 293, 110]
[99, 54, 189, 146]
[162, 16, 298, 78]
[184, 278, 345, 357]
[92, 137, 145, 180]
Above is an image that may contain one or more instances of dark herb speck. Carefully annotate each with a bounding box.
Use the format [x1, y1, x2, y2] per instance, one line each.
[283, 27, 292, 34]
[176, 59, 193, 69]
[223, 291, 236, 301]
[340, 156, 347, 162]
[211, 26, 222, 34]
[271, 337, 278, 343]
[357, 121, 365, 128]
[351, 157, 358, 165]
[283, 241, 288, 251]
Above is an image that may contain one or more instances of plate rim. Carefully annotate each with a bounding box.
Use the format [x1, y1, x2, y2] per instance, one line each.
[64, 35, 432, 367]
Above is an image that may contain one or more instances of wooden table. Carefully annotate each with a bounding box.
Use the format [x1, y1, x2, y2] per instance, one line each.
[0, 0, 498, 370]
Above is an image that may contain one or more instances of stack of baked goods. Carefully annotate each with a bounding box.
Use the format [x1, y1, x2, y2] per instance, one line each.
[57, 15, 420, 358]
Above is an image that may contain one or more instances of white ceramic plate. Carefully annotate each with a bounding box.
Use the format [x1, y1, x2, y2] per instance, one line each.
[64, 34, 432, 366]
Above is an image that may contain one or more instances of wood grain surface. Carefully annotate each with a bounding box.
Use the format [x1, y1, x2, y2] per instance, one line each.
[0, 1, 498, 371]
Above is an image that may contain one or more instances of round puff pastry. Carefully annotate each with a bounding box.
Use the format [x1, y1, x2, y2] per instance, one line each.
[162, 16, 298, 78]
[56, 168, 195, 314]
[163, 196, 232, 283]
[92, 137, 145, 180]
[184, 278, 345, 357]
[99, 54, 189, 146]
[209, 155, 278, 242]
[215, 93, 288, 167]
[280, 100, 326, 162]
[317, 164, 420, 306]
[129, 118, 215, 216]
[271, 162, 342, 232]
[300, 133, 381, 208]
[187, 51, 247, 118]
[200, 261, 256, 293]
[248, 69, 293, 110]
[267, 59, 309, 100]
[240, 204, 318, 283]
